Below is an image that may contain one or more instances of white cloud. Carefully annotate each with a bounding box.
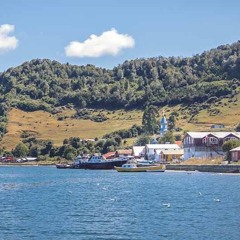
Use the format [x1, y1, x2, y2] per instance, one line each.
[65, 28, 135, 58]
[0, 24, 18, 53]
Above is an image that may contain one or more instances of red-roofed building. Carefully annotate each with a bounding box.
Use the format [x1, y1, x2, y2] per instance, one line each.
[103, 150, 133, 159]
[116, 149, 132, 156]
[175, 141, 182, 147]
[103, 152, 116, 159]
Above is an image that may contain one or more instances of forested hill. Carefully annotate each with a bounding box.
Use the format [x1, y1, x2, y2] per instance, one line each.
[0, 41, 240, 116]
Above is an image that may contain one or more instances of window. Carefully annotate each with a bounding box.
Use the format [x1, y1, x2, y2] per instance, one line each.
[184, 136, 192, 144]
[209, 137, 218, 144]
[224, 137, 238, 142]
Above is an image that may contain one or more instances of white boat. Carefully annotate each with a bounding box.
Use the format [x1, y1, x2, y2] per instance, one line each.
[115, 162, 165, 172]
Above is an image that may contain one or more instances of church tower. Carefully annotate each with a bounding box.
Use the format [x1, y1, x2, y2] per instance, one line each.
[160, 113, 168, 137]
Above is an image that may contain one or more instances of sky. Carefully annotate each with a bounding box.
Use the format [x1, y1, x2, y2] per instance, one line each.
[1, 0, 240, 72]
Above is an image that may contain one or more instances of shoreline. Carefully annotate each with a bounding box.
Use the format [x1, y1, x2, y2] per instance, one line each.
[166, 164, 240, 173]
[1, 163, 240, 173]
[0, 163, 55, 166]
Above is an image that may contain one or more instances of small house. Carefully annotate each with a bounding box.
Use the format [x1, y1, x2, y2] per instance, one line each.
[230, 146, 240, 162]
[211, 124, 225, 129]
[145, 144, 181, 161]
[132, 146, 145, 158]
[116, 149, 132, 157]
[103, 150, 132, 159]
[160, 149, 184, 162]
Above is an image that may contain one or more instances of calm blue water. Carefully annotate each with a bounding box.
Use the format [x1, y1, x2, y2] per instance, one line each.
[0, 167, 240, 240]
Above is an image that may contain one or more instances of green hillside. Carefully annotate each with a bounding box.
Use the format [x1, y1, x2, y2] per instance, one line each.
[0, 41, 240, 155]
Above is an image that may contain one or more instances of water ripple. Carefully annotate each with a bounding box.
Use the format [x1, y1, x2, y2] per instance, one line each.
[0, 167, 240, 240]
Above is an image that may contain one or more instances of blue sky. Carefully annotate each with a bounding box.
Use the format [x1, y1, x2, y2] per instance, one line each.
[1, 0, 240, 71]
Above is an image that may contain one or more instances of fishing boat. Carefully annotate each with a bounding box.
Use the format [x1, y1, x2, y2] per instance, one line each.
[73, 154, 128, 170]
[114, 162, 165, 172]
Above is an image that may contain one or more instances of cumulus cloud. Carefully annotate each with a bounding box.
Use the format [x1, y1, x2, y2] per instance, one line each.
[65, 28, 135, 58]
[0, 24, 18, 53]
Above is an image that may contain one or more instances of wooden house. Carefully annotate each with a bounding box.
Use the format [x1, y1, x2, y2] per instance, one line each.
[145, 144, 181, 161]
[183, 132, 240, 160]
[230, 146, 240, 162]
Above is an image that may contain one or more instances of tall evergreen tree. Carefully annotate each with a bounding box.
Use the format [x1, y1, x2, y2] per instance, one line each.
[142, 105, 159, 134]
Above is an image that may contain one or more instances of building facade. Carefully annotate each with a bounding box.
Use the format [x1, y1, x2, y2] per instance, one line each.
[183, 132, 240, 160]
[145, 144, 181, 161]
[230, 146, 240, 162]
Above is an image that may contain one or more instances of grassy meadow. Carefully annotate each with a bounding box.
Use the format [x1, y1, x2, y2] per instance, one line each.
[2, 108, 143, 150]
[2, 91, 239, 151]
[165, 91, 240, 132]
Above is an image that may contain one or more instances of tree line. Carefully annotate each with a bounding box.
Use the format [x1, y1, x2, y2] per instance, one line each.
[0, 41, 239, 113]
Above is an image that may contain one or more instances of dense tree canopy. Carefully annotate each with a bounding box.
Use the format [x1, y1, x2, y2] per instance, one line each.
[0, 41, 239, 115]
[13, 142, 29, 158]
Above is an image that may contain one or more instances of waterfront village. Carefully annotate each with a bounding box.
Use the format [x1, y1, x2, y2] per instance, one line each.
[104, 115, 240, 164]
[1, 114, 240, 168]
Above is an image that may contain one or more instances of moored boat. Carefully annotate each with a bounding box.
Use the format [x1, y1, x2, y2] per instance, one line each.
[56, 163, 73, 169]
[73, 154, 128, 170]
[114, 162, 165, 172]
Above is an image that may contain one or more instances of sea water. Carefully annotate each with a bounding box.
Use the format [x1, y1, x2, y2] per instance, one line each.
[0, 166, 239, 240]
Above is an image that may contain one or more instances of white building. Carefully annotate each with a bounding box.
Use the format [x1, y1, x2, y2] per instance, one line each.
[132, 146, 145, 158]
[145, 144, 181, 161]
[183, 132, 240, 160]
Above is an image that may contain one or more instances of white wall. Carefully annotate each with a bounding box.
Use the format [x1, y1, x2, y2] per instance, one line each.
[184, 147, 223, 160]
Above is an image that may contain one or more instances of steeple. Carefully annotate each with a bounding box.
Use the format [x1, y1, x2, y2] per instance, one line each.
[151, 138, 158, 144]
[160, 112, 168, 137]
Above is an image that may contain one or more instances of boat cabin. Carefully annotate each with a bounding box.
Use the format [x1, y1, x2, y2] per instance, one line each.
[88, 155, 105, 163]
[122, 163, 137, 168]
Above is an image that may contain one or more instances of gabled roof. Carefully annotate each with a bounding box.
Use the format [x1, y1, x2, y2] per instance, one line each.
[230, 146, 240, 152]
[212, 132, 240, 138]
[186, 132, 211, 138]
[186, 132, 240, 139]
[132, 146, 145, 156]
[175, 141, 182, 147]
[146, 144, 180, 149]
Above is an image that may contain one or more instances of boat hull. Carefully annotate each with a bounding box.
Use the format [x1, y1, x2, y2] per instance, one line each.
[74, 159, 128, 170]
[115, 165, 166, 172]
[56, 164, 73, 169]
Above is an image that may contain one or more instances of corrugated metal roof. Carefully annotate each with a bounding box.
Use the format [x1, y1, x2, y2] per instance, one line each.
[146, 144, 180, 149]
[161, 149, 184, 155]
[187, 132, 211, 138]
[187, 132, 240, 139]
